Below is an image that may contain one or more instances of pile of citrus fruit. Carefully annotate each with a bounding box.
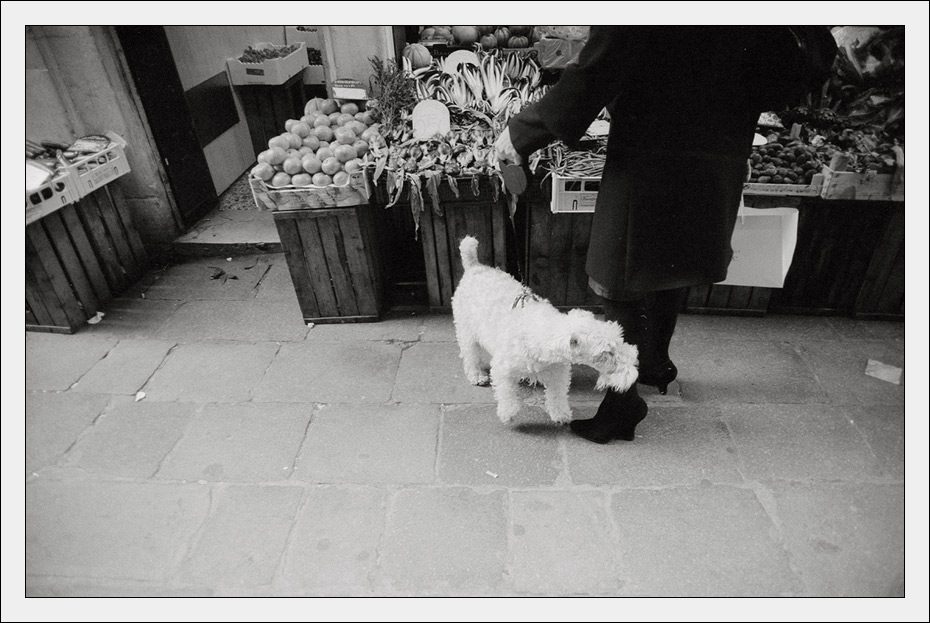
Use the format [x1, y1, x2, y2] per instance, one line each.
[250, 98, 383, 188]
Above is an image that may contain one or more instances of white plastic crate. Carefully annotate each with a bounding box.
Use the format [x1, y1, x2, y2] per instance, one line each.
[249, 169, 371, 211]
[64, 131, 131, 198]
[227, 42, 308, 86]
[550, 174, 600, 213]
[26, 166, 79, 225]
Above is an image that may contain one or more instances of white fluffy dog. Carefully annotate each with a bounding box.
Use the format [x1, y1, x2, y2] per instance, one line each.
[451, 236, 639, 424]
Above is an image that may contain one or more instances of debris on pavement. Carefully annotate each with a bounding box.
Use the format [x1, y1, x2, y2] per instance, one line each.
[864, 359, 903, 385]
[134, 391, 146, 402]
[485, 470, 499, 479]
[86, 311, 105, 325]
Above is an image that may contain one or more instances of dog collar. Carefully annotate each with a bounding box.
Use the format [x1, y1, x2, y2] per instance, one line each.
[512, 288, 543, 309]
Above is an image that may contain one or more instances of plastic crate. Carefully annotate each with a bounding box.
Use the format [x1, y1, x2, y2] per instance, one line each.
[227, 42, 308, 86]
[550, 174, 599, 213]
[249, 169, 371, 211]
[25, 166, 79, 225]
[63, 132, 131, 198]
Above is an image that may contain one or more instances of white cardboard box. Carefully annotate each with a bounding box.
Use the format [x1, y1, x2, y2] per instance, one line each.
[719, 206, 799, 288]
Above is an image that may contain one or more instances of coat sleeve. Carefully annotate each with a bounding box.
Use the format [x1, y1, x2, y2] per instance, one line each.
[508, 26, 636, 156]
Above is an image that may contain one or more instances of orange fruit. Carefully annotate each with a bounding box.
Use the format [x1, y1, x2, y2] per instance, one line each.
[284, 133, 303, 149]
[352, 139, 369, 157]
[291, 173, 313, 186]
[312, 172, 333, 186]
[266, 147, 288, 165]
[284, 118, 299, 132]
[344, 159, 363, 173]
[336, 113, 355, 126]
[328, 112, 342, 125]
[313, 114, 331, 128]
[301, 154, 322, 174]
[270, 172, 292, 187]
[321, 157, 342, 175]
[282, 157, 303, 175]
[313, 126, 334, 143]
[302, 135, 321, 151]
[332, 171, 351, 186]
[334, 144, 358, 163]
[251, 162, 274, 181]
[320, 99, 338, 114]
[292, 122, 312, 138]
[268, 135, 289, 151]
[316, 147, 335, 162]
[341, 102, 359, 115]
[334, 127, 356, 145]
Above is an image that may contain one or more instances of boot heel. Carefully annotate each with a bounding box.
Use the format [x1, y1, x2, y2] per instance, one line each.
[615, 399, 648, 441]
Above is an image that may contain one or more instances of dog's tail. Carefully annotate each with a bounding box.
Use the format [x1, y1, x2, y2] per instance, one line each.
[459, 236, 481, 270]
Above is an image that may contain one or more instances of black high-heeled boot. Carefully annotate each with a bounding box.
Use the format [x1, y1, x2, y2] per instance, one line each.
[639, 288, 686, 394]
[570, 385, 649, 443]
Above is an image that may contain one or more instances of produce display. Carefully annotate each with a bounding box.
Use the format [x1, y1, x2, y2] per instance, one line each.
[250, 97, 383, 189]
[237, 44, 301, 63]
[417, 25, 542, 51]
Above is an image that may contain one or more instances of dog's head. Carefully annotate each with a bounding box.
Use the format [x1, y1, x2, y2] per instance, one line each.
[566, 309, 639, 392]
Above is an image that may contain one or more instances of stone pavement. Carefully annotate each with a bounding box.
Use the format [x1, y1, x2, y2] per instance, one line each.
[21, 253, 910, 598]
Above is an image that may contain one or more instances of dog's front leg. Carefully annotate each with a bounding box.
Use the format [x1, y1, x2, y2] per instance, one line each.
[490, 361, 522, 423]
[538, 364, 573, 424]
[456, 330, 491, 386]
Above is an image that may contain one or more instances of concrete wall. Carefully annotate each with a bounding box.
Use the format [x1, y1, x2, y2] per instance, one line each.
[26, 26, 182, 249]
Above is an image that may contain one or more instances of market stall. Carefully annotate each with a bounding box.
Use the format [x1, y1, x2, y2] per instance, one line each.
[244, 25, 904, 323]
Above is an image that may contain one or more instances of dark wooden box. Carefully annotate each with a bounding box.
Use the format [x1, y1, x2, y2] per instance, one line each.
[26, 185, 149, 333]
[273, 204, 384, 323]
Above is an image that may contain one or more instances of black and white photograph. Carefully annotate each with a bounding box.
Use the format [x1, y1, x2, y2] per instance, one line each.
[5, 3, 928, 619]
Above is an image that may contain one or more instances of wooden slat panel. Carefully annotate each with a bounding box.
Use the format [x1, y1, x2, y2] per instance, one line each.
[705, 284, 732, 310]
[273, 215, 320, 320]
[449, 202, 472, 295]
[76, 195, 128, 293]
[25, 262, 56, 327]
[58, 203, 112, 302]
[855, 204, 905, 315]
[26, 227, 84, 330]
[316, 216, 360, 317]
[106, 184, 149, 268]
[686, 285, 711, 310]
[295, 217, 341, 317]
[418, 203, 443, 309]
[747, 287, 773, 312]
[26, 305, 39, 328]
[42, 212, 99, 317]
[337, 209, 379, 317]
[431, 210, 454, 307]
[547, 213, 573, 307]
[726, 285, 753, 311]
[528, 200, 552, 299]
[490, 200, 508, 272]
[91, 188, 139, 279]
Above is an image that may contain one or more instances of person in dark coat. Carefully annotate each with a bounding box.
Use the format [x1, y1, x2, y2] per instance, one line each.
[496, 26, 836, 443]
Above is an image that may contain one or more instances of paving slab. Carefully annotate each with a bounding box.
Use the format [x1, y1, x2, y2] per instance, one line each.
[81, 298, 183, 339]
[26, 333, 117, 390]
[25, 576, 213, 597]
[418, 313, 457, 342]
[71, 338, 175, 395]
[65, 401, 200, 478]
[178, 484, 303, 588]
[141, 342, 279, 403]
[844, 404, 904, 480]
[253, 258, 298, 302]
[26, 480, 210, 581]
[293, 404, 438, 484]
[720, 403, 882, 482]
[565, 406, 743, 487]
[26, 391, 110, 474]
[392, 342, 497, 405]
[438, 404, 563, 487]
[510, 490, 622, 595]
[156, 403, 312, 482]
[795, 339, 905, 405]
[140, 255, 274, 301]
[253, 340, 401, 404]
[610, 485, 801, 596]
[669, 338, 828, 405]
[155, 299, 308, 342]
[768, 482, 904, 596]
[303, 312, 423, 342]
[278, 486, 386, 595]
[675, 314, 839, 342]
[378, 487, 507, 595]
[825, 317, 904, 341]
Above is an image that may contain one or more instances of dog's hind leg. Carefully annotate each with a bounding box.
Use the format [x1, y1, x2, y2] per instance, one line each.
[455, 327, 491, 386]
[538, 364, 573, 424]
[490, 361, 522, 423]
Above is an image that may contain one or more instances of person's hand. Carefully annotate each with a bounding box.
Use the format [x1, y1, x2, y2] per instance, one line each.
[494, 127, 523, 166]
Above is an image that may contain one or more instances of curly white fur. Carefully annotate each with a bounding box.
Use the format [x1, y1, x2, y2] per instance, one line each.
[451, 236, 639, 424]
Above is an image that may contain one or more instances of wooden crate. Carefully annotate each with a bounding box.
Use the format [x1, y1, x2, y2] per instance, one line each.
[821, 166, 904, 202]
[273, 204, 384, 323]
[853, 203, 904, 320]
[26, 185, 149, 333]
[525, 176, 602, 310]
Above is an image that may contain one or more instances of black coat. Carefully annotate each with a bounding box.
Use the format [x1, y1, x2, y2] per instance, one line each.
[509, 26, 811, 295]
